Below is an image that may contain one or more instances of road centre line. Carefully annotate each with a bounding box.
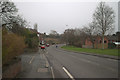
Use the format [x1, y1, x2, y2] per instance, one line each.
[69, 54, 100, 66]
[29, 56, 35, 64]
[63, 67, 75, 80]
[78, 58, 116, 72]
[71, 56, 116, 72]
[57, 50, 116, 73]
[80, 58, 100, 66]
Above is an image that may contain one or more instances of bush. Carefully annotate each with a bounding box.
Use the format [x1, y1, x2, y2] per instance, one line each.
[25, 33, 39, 49]
[108, 43, 116, 49]
[73, 41, 82, 48]
[2, 27, 39, 65]
[2, 29, 26, 65]
[11, 26, 39, 49]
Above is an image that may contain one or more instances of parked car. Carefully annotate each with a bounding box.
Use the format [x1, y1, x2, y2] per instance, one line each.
[46, 44, 50, 47]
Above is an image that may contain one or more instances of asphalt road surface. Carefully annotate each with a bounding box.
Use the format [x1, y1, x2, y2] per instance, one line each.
[45, 44, 118, 78]
[17, 44, 118, 79]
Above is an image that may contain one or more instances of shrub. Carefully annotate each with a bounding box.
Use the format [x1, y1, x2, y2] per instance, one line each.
[108, 43, 116, 49]
[2, 29, 26, 65]
[11, 26, 39, 49]
[25, 32, 39, 49]
[73, 41, 82, 48]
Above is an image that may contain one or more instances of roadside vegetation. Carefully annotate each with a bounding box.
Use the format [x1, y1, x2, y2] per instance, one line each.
[45, 30, 61, 44]
[61, 2, 119, 50]
[1, 0, 39, 65]
[2, 28, 26, 65]
[61, 46, 119, 56]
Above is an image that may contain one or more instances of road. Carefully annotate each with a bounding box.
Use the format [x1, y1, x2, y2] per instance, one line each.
[17, 44, 118, 79]
[46, 44, 118, 78]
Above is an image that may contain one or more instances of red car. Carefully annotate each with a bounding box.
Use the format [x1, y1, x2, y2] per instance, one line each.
[41, 45, 45, 49]
[46, 44, 50, 47]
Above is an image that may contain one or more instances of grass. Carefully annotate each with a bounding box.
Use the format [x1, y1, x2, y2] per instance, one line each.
[61, 46, 119, 56]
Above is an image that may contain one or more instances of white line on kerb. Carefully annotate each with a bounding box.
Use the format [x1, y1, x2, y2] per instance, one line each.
[51, 67, 55, 79]
[29, 56, 35, 64]
[43, 54, 49, 68]
[107, 58, 117, 61]
[63, 67, 75, 80]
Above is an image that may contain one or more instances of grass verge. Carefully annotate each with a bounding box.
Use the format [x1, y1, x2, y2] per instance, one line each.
[61, 46, 119, 56]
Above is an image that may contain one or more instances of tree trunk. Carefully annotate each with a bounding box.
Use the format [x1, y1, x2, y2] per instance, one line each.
[92, 43, 94, 49]
[102, 34, 104, 49]
[97, 40, 98, 49]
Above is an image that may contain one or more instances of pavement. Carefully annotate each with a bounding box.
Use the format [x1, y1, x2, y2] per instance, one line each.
[16, 44, 119, 79]
[16, 49, 52, 78]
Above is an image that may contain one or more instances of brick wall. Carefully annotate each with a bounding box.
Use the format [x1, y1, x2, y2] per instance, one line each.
[85, 36, 109, 49]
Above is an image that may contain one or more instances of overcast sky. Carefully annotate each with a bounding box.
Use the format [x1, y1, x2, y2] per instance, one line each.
[12, 0, 118, 34]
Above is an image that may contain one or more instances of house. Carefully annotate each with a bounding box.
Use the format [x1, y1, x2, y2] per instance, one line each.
[83, 35, 117, 49]
[94, 36, 108, 49]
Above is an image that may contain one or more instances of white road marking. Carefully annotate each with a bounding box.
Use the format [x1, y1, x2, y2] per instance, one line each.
[80, 58, 100, 66]
[37, 68, 48, 72]
[63, 67, 75, 80]
[70, 55, 100, 66]
[51, 67, 55, 79]
[37, 68, 39, 72]
[29, 56, 35, 64]
[46, 60, 49, 68]
[102, 66, 116, 72]
[70, 55, 116, 72]
[80, 58, 116, 72]
[44, 54, 49, 68]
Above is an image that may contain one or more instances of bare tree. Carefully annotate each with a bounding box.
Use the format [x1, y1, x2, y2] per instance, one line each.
[49, 30, 59, 38]
[82, 22, 96, 48]
[93, 2, 115, 49]
[1, 0, 29, 33]
[1, 0, 18, 27]
[50, 30, 58, 35]
[74, 28, 87, 47]
[34, 23, 38, 31]
[62, 28, 88, 47]
[62, 29, 75, 45]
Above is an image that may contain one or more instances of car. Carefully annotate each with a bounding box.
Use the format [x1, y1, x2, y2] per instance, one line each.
[41, 45, 45, 49]
[46, 44, 50, 47]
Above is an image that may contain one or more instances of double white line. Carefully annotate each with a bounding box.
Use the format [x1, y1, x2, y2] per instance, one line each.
[63, 67, 75, 80]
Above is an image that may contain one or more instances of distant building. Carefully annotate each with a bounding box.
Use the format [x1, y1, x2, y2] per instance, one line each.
[84, 35, 118, 49]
